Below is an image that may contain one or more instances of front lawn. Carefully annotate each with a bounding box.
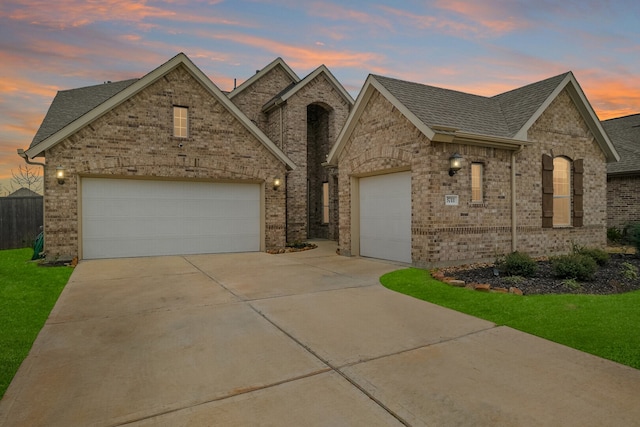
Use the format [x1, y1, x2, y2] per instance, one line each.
[0, 248, 73, 398]
[381, 268, 640, 370]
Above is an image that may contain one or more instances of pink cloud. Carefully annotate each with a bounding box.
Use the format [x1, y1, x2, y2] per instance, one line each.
[432, 0, 528, 35]
[3, 0, 249, 30]
[204, 31, 388, 75]
[378, 5, 478, 36]
[308, 2, 393, 31]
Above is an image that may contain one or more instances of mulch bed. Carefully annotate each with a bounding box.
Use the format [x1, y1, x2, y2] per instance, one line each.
[439, 253, 640, 295]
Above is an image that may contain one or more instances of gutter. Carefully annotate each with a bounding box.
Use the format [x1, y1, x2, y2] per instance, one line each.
[17, 148, 45, 167]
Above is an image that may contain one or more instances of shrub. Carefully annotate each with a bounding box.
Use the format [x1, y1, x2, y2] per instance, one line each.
[626, 223, 640, 253]
[500, 251, 538, 277]
[621, 262, 639, 280]
[575, 247, 610, 266]
[607, 227, 623, 243]
[551, 253, 597, 281]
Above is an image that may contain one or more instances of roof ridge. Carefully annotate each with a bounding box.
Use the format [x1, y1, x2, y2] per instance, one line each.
[602, 113, 640, 123]
[56, 78, 139, 93]
[372, 74, 493, 100]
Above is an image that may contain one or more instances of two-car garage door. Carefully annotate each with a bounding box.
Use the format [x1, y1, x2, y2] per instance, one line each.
[81, 178, 260, 259]
[359, 172, 412, 263]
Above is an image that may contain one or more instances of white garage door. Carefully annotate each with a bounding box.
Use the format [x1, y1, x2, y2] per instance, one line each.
[359, 172, 411, 263]
[82, 178, 260, 259]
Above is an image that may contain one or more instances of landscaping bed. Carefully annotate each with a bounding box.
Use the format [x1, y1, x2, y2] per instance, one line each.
[439, 253, 640, 295]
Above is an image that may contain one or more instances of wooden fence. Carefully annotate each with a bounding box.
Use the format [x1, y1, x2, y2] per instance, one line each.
[0, 196, 43, 250]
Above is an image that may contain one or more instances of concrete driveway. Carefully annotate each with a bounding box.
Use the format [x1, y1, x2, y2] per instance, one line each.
[1, 241, 639, 426]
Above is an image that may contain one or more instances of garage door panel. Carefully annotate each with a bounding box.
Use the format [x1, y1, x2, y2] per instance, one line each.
[82, 178, 260, 259]
[360, 172, 411, 263]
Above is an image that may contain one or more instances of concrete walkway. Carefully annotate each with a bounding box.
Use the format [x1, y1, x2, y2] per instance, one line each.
[1, 241, 639, 426]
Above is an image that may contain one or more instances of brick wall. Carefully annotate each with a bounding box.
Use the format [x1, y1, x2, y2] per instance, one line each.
[337, 87, 609, 267]
[229, 65, 296, 139]
[43, 64, 287, 259]
[607, 174, 640, 230]
[230, 67, 351, 243]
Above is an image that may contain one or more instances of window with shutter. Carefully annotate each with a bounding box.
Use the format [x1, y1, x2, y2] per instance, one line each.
[541, 154, 584, 228]
[553, 157, 571, 226]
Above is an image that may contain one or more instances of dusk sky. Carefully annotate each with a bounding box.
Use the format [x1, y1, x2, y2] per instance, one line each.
[1, 0, 639, 194]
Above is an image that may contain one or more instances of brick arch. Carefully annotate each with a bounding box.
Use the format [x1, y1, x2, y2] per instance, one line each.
[350, 146, 412, 173]
[307, 100, 334, 112]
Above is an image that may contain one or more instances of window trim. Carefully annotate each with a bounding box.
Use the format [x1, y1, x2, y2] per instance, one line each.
[173, 106, 188, 138]
[471, 163, 484, 203]
[552, 157, 571, 227]
[322, 181, 329, 224]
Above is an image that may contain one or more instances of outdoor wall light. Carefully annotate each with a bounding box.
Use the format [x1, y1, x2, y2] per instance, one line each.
[273, 178, 281, 191]
[55, 166, 66, 185]
[449, 153, 463, 176]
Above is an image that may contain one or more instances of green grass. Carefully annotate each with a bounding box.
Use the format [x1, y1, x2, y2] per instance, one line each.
[381, 268, 640, 370]
[0, 248, 73, 398]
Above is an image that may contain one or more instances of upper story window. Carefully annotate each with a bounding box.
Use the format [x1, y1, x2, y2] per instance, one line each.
[471, 163, 483, 202]
[173, 106, 188, 138]
[552, 157, 571, 226]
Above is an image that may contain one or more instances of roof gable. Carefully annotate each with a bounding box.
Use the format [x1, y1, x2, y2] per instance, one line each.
[262, 65, 354, 112]
[328, 71, 619, 165]
[493, 73, 569, 136]
[25, 53, 296, 170]
[31, 79, 138, 148]
[602, 113, 640, 174]
[227, 57, 299, 99]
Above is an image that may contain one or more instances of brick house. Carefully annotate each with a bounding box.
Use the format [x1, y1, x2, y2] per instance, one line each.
[21, 53, 351, 260]
[227, 58, 353, 242]
[326, 72, 619, 267]
[601, 114, 640, 231]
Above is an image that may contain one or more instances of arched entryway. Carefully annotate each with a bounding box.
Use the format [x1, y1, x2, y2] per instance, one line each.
[306, 103, 336, 240]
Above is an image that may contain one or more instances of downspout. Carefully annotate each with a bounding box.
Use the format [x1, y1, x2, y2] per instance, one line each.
[17, 149, 45, 167]
[17, 148, 46, 255]
[511, 145, 525, 252]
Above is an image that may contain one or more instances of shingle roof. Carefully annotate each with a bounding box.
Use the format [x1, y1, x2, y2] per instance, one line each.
[602, 114, 640, 175]
[492, 73, 570, 136]
[373, 72, 570, 139]
[30, 79, 138, 148]
[6, 187, 41, 198]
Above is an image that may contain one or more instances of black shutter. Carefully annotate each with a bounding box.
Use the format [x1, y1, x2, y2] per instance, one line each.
[573, 159, 584, 227]
[542, 154, 554, 228]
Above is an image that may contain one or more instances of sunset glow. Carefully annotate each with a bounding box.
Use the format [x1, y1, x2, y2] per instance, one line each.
[0, 0, 638, 194]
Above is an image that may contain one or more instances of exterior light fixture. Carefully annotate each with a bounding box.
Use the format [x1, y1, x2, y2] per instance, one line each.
[273, 178, 281, 191]
[449, 153, 463, 176]
[56, 166, 66, 184]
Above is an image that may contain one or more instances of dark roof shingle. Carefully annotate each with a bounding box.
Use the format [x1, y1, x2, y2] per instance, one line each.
[602, 114, 640, 174]
[30, 79, 138, 149]
[372, 72, 571, 139]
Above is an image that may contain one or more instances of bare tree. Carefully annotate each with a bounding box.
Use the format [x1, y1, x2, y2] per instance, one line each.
[11, 164, 43, 193]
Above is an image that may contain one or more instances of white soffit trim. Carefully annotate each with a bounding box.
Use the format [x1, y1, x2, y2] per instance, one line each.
[26, 53, 297, 170]
[228, 57, 300, 99]
[281, 65, 355, 106]
[514, 73, 619, 162]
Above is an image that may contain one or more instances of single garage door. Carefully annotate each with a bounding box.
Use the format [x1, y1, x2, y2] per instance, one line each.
[82, 178, 260, 259]
[359, 172, 411, 263]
